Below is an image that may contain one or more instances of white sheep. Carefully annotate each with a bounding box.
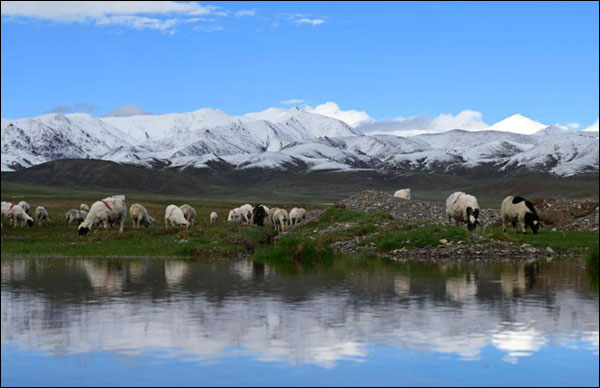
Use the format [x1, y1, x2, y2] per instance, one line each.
[262, 205, 271, 223]
[35, 206, 51, 226]
[394, 188, 411, 200]
[130, 203, 155, 229]
[8, 205, 34, 227]
[78, 197, 127, 236]
[501, 195, 542, 235]
[238, 204, 254, 224]
[228, 208, 241, 223]
[165, 205, 190, 229]
[17, 201, 30, 214]
[210, 211, 218, 224]
[80, 203, 90, 212]
[272, 208, 289, 232]
[179, 204, 197, 226]
[446, 192, 480, 231]
[1, 202, 14, 227]
[66, 209, 87, 226]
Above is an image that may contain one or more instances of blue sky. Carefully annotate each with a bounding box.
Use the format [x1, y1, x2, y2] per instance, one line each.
[1, 1, 598, 128]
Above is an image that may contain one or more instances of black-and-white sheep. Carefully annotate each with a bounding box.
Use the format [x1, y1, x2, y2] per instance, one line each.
[78, 197, 127, 236]
[446, 192, 481, 231]
[500, 195, 542, 234]
[130, 203, 155, 229]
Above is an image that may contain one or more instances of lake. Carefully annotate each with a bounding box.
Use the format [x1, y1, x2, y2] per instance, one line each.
[1, 257, 598, 387]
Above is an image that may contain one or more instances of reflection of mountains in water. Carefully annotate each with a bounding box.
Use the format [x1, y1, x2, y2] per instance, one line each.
[1, 258, 598, 367]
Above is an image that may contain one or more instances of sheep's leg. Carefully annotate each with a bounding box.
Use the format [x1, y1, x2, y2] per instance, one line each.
[119, 220, 124, 233]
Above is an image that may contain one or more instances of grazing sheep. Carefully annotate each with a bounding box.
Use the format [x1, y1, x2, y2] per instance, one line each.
[78, 197, 127, 236]
[66, 209, 87, 226]
[394, 189, 411, 200]
[35, 206, 51, 226]
[228, 208, 242, 223]
[289, 207, 307, 225]
[501, 195, 542, 235]
[297, 208, 306, 222]
[80, 204, 90, 212]
[238, 204, 254, 224]
[210, 211, 218, 224]
[262, 206, 271, 223]
[179, 204, 197, 226]
[271, 208, 289, 232]
[8, 205, 34, 227]
[130, 203, 155, 229]
[17, 201, 30, 214]
[252, 205, 267, 227]
[165, 205, 190, 229]
[446, 192, 481, 231]
[1, 202, 14, 227]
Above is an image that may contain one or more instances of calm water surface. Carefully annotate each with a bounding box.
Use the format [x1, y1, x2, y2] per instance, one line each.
[1, 257, 598, 387]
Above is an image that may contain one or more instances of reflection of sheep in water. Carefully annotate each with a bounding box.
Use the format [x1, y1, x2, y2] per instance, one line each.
[165, 205, 190, 229]
[78, 197, 127, 236]
[179, 204, 196, 226]
[35, 206, 51, 226]
[501, 195, 542, 234]
[130, 203, 155, 229]
[446, 192, 480, 231]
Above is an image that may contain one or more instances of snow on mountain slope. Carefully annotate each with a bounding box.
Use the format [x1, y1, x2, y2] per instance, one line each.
[485, 114, 547, 135]
[583, 119, 599, 132]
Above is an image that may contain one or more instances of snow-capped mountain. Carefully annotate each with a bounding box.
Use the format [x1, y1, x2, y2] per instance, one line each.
[1, 109, 598, 177]
[485, 114, 547, 135]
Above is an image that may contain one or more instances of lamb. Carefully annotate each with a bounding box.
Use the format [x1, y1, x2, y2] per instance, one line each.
[78, 197, 127, 236]
[252, 205, 267, 227]
[17, 201, 30, 214]
[179, 204, 197, 226]
[8, 205, 34, 227]
[66, 209, 87, 226]
[35, 206, 51, 226]
[228, 208, 241, 223]
[446, 192, 481, 231]
[271, 208, 289, 232]
[165, 205, 190, 229]
[130, 203, 155, 229]
[80, 204, 90, 212]
[210, 211, 218, 224]
[394, 189, 411, 200]
[501, 195, 543, 234]
[238, 204, 254, 224]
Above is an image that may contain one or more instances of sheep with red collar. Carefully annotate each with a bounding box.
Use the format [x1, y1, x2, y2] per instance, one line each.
[130, 203, 155, 229]
[446, 192, 481, 231]
[78, 197, 127, 236]
[8, 204, 34, 227]
[165, 205, 190, 229]
[501, 195, 543, 235]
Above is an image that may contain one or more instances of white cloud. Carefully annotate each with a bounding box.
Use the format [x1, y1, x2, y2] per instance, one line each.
[280, 99, 304, 105]
[358, 110, 489, 137]
[305, 102, 373, 127]
[583, 118, 599, 132]
[294, 18, 325, 26]
[104, 103, 149, 117]
[235, 9, 256, 17]
[46, 103, 96, 114]
[566, 122, 580, 130]
[1, 1, 225, 32]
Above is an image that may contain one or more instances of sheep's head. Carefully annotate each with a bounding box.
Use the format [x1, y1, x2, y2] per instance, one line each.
[525, 212, 542, 234]
[466, 207, 480, 231]
[26, 218, 34, 227]
[78, 225, 90, 236]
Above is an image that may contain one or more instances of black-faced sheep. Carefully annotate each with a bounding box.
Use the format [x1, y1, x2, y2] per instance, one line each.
[8, 204, 34, 227]
[165, 205, 190, 229]
[130, 203, 155, 229]
[78, 197, 127, 236]
[501, 195, 542, 234]
[446, 192, 480, 231]
[35, 206, 51, 226]
[179, 204, 197, 226]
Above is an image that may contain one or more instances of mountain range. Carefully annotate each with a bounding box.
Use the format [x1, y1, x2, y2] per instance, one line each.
[1, 108, 598, 177]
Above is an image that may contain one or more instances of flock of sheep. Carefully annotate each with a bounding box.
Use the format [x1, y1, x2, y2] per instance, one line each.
[0, 197, 308, 236]
[1, 189, 541, 236]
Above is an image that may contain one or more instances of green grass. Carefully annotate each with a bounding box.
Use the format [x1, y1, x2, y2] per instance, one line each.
[484, 227, 598, 253]
[361, 223, 472, 252]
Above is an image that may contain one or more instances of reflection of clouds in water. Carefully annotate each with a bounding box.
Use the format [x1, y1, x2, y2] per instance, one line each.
[1, 260, 598, 368]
